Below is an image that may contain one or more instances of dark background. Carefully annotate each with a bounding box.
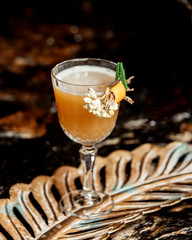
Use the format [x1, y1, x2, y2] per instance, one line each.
[0, 0, 192, 196]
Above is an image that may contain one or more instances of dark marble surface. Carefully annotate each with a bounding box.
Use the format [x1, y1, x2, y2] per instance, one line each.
[110, 200, 192, 239]
[0, 0, 192, 239]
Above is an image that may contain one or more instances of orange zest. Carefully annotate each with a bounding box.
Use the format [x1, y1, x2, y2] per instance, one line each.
[110, 81, 126, 103]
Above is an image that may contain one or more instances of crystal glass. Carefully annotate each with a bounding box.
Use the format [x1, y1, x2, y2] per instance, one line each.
[51, 58, 119, 219]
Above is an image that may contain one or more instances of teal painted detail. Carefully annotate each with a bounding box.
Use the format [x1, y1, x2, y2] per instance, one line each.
[0, 206, 7, 215]
[85, 221, 104, 230]
[112, 185, 119, 192]
[123, 186, 137, 194]
[0, 195, 24, 218]
[184, 153, 192, 162]
[169, 194, 185, 200]
[81, 218, 101, 225]
[73, 218, 105, 230]
[112, 184, 137, 195]
[73, 218, 102, 229]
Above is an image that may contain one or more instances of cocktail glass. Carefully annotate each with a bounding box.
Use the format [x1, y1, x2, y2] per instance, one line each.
[51, 58, 119, 219]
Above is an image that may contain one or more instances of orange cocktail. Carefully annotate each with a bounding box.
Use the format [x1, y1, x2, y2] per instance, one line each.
[52, 64, 119, 145]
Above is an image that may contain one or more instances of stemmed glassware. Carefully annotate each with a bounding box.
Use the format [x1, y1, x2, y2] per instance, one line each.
[51, 58, 119, 219]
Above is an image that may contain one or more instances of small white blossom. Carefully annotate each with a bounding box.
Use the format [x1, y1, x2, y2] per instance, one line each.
[92, 100, 98, 107]
[84, 97, 91, 103]
[109, 110, 114, 116]
[101, 112, 107, 118]
[89, 104, 94, 109]
[84, 104, 88, 109]
[114, 103, 118, 110]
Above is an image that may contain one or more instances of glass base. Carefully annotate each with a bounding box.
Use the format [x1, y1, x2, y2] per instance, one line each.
[59, 190, 114, 219]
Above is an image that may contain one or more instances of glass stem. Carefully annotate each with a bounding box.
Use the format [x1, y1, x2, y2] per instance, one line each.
[79, 145, 97, 193]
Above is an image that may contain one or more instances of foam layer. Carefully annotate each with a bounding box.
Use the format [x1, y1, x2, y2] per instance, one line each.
[56, 65, 115, 85]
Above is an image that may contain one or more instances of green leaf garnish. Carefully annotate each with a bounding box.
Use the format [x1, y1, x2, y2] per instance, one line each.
[116, 62, 128, 90]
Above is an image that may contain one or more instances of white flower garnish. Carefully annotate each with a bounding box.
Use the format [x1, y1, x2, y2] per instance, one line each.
[83, 88, 118, 118]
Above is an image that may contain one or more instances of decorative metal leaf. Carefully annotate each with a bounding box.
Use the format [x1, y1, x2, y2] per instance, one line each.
[0, 141, 192, 239]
